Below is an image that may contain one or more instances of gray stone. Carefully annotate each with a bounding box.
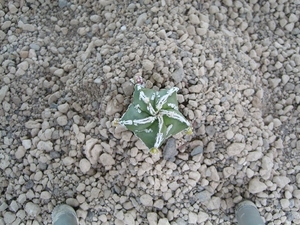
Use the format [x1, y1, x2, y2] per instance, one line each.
[249, 177, 267, 194]
[205, 125, 216, 136]
[0, 201, 8, 211]
[195, 190, 212, 202]
[163, 138, 177, 162]
[136, 13, 147, 26]
[172, 67, 185, 83]
[223, 167, 236, 178]
[57, 115, 68, 126]
[196, 27, 208, 36]
[289, 14, 298, 23]
[208, 166, 220, 181]
[225, 130, 234, 139]
[198, 211, 209, 223]
[244, 89, 255, 97]
[25, 202, 41, 217]
[176, 218, 187, 225]
[15, 146, 26, 159]
[246, 151, 263, 161]
[90, 15, 101, 23]
[206, 141, 215, 153]
[209, 6, 219, 14]
[40, 191, 51, 200]
[261, 156, 273, 170]
[143, 59, 154, 71]
[205, 60, 214, 69]
[0, 85, 9, 103]
[21, 23, 36, 32]
[189, 84, 202, 93]
[63, 157, 75, 166]
[4, 212, 16, 224]
[122, 81, 134, 96]
[22, 139, 32, 149]
[0, 30, 6, 40]
[269, 78, 281, 88]
[293, 190, 300, 199]
[58, 103, 69, 113]
[280, 199, 290, 208]
[235, 104, 244, 117]
[157, 29, 167, 39]
[50, 151, 61, 159]
[99, 153, 115, 166]
[59, 0, 68, 8]
[9, 201, 19, 212]
[207, 197, 221, 210]
[281, 75, 290, 85]
[158, 218, 170, 225]
[66, 198, 79, 207]
[147, 212, 158, 225]
[54, 69, 64, 77]
[153, 199, 164, 209]
[105, 99, 123, 116]
[79, 158, 91, 173]
[140, 194, 153, 207]
[189, 211, 198, 224]
[37, 141, 53, 151]
[189, 14, 200, 24]
[273, 176, 290, 188]
[227, 143, 245, 156]
[30, 43, 40, 51]
[8, 3, 18, 13]
[191, 146, 203, 156]
[285, 23, 294, 32]
[223, 0, 233, 6]
[124, 212, 135, 224]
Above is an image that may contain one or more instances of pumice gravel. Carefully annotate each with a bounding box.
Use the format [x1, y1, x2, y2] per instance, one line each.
[0, 0, 299, 224]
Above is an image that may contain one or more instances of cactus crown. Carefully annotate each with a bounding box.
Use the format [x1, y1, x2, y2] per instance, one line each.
[115, 83, 192, 153]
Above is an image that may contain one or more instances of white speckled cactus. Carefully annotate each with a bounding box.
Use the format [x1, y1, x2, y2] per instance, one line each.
[114, 81, 192, 153]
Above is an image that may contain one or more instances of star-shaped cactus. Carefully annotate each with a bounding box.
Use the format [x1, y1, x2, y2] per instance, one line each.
[114, 84, 192, 153]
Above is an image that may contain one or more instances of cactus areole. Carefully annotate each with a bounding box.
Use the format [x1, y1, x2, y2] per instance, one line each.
[115, 84, 192, 153]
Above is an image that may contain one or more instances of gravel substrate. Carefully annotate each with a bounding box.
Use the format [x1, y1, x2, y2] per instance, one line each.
[0, 0, 300, 224]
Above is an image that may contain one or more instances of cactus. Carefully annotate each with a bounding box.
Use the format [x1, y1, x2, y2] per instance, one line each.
[114, 82, 192, 153]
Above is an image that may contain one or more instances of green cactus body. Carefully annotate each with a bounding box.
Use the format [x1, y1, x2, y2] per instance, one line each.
[118, 84, 191, 152]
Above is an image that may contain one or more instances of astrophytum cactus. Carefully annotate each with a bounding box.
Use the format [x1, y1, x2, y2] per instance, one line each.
[114, 84, 192, 153]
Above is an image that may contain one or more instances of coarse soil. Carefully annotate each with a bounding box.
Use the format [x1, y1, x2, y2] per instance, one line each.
[0, 0, 300, 224]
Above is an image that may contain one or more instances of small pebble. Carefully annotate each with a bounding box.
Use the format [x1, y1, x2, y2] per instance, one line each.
[25, 202, 41, 217]
[79, 158, 91, 173]
[191, 146, 203, 156]
[140, 194, 153, 207]
[249, 177, 268, 194]
[163, 138, 177, 162]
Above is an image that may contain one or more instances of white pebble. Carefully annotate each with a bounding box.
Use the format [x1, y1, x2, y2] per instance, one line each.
[15, 146, 26, 159]
[140, 194, 153, 207]
[57, 115, 68, 126]
[22, 139, 32, 149]
[90, 15, 101, 23]
[136, 13, 147, 26]
[58, 103, 69, 113]
[249, 177, 267, 194]
[79, 158, 91, 173]
[99, 153, 115, 166]
[25, 202, 41, 217]
[142, 59, 154, 71]
[63, 157, 75, 166]
[189, 14, 200, 24]
[53, 69, 64, 77]
[273, 176, 290, 189]
[227, 143, 245, 156]
[40, 191, 51, 200]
